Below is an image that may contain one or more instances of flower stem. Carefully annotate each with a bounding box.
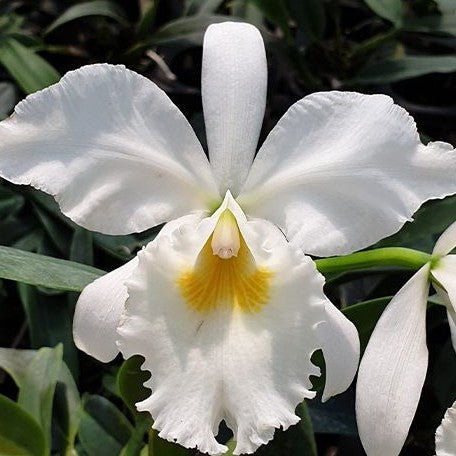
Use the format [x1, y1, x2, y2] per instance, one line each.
[315, 247, 431, 274]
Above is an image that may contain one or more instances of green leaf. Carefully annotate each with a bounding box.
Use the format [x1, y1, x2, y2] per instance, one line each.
[184, 0, 225, 16]
[94, 233, 140, 261]
[253, 402, 317, 456]
[230, 0, 264, 25]
[0, 37, 60, 94]
[79, 395, 133, 456]
[18, 345, 63, 455]
[403, 13, 456, 35]
[117, 355, 151, 417]
[45, 0, 128, 34]
[250, 0, 291, 41]
[18, 283, 79, 375]
[0, 245, 104, 291]
[436, 0, 456, 14]
[363, 0, 404, 26]
[375, 195, 456, 253]
[151, 15, 239, 46]
[53, 364, 82, 455]
[0, 394, 46, 456]
[148, 429, 192, 456]
[308, 390, 358, 436]
[0, 187, 24, 218]
[70, 228, 94, 265]
[353, 55, 456, 84]
[0, 347, 81, 455]
[0, 81, 16, 119]
[284, 0, 326, 41]
[0, 347, 36, 387]
[433, 339, 456, 407]
[137, 0, 159, 37]
[33, 205, 71, 256]
[342, 297, 391, 352]
[120, 420, 150, 456]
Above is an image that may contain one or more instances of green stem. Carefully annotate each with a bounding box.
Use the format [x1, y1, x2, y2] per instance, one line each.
[315, 247, 431, 275]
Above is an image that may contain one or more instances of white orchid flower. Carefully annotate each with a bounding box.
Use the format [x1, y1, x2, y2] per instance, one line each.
[357, 221, 456, 456]
[1, 19, 456, 455]
[436, 399, 456, 456]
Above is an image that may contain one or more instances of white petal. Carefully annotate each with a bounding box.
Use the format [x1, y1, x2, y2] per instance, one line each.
[0, 64, 218, 235]
[448, 308, 456, 353]
[73, 213, 205, 362]
[239, 91, 456, 256]
[202, 22, 267, 196]
[117, 194, 328, 455]
[430, 255, 456, 353]
[356, 265, 430, 456]
[436, 400, 456, 456]
[433, 222, 456, 258]
[316, 301, 360, 402]
[73, 257, 138, 362]
[434, 222, 456, 257]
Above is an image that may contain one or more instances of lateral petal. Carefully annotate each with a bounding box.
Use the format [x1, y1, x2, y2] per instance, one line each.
[436, 400, 456, 456]
[239, 92, 456, 256]
[73, 213, 205, 362]
[73, 257, 138, 362]
[430, 254, 456, 352]
[117, 195, 328, 455]
[356, 265, 430, 456]
[0, 64, 218, 235]
[202, 22, 267, 196]
[316, 301, 360, 402]
[433, 221, 456, 257]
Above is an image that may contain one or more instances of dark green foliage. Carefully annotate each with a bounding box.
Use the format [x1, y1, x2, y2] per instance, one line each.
[0, 1, 454, 455]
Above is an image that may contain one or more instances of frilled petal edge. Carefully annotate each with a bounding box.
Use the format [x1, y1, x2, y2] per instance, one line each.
[239, 91, 456, 256]
[436, 400, 456, 456]
[0, 64, 218, 235]
[117, 192, 329, 455]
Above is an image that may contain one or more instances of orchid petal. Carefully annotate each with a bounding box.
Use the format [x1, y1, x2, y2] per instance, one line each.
[356, 265, 430, 456]
[202, 22, 267, 196]
[436, 400, 456, 456]
[73, 212, 205, 362]
[448, 308, 456, 354]
[433, 221, 456, 257]
[239, 92, 456, 256]
[73, 257, 138, 362]
[117, 193, 327, 455]
[430, 255, 456, 352]
[316, 301, 360, 402]
[0, 64, 218, 235]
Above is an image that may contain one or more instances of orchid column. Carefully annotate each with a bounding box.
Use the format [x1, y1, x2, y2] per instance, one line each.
[0, 21, 456, 456]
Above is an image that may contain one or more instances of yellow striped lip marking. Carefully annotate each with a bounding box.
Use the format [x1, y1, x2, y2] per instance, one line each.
[177, 209, 273, 314]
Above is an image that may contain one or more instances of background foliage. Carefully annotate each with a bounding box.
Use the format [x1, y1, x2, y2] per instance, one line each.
[0, 0, 455, 455]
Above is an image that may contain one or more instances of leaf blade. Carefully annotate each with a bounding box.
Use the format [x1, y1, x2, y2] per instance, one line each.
[0, 245, 104, 291]
[0, 394, 46, 456]
[0, 38, 60, 93]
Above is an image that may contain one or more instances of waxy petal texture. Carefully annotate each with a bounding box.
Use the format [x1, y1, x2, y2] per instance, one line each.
[73, 213, 205, 362]
[202, 22, 267, 196]
[0, 64, 218, 235]
[436, 400, 456, 456]
[433, 220, 456, 257]
[239, 91, 456, 256]
[117, 195, 329, 455]
[431, 255, 456, 352]
[356, 265, 430, 456]
[73, 257, 138, 362]
[316, 301, 360, 402]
